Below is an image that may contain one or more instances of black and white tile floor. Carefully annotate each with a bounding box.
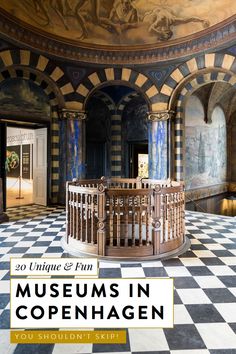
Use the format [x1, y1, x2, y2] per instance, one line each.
[0, 205, 236, 354]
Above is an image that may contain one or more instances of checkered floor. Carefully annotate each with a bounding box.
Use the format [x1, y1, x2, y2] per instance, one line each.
[0, 205, 236, 354]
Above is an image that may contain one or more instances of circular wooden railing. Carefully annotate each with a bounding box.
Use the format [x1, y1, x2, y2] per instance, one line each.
[62, 177, 189, 260]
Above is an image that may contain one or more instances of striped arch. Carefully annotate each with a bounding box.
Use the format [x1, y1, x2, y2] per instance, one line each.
[172, 70, 236, 182]
[117, 91, 140, 114]
[0, 66, 62, 106]
[158, 53, 236, 111]
[92, 90, 116, 113]
[0, 50, 73, 100]
[0, 49, 73, 203]
[75, 68, 158, 111]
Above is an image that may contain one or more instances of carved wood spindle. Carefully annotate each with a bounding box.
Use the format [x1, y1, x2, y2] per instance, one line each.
[152, 185, 161, 255]
[80, 192, 83, 241]
[132, 197, 135, 246]
[125, 196, 129, 247]
[91, 194, 94, 244]
[109, 196, 114, 246]
[97, 183, 106, 256]
[117, 196, 121, 247]
[138, 196, 142, 247]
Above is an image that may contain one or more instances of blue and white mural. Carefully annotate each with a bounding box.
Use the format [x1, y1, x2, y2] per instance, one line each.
[185, 95, 226, 189]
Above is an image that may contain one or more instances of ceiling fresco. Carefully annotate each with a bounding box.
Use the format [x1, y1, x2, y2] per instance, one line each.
[0, 0, 236, 47]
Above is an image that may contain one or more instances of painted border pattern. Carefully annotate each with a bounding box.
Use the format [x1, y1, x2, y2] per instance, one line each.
[0, 10, 236, 65]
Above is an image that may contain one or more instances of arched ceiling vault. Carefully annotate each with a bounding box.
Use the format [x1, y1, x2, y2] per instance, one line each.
[189, 82, 236, 124]
[207, 82, 236, 123]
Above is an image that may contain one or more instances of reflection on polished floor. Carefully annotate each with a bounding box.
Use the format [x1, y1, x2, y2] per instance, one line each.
[6, 177, 33, 207]
[0, 205, 236, 353]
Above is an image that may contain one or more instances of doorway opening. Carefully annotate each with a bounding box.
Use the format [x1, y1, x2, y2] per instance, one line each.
[6, 126, 34, 207]
[129, 142, 149, 178]
[86, 141, 106, 179]
[85, 85, 150, 178]
[4, 124, 48, 208]
[85, 95, 111, 179]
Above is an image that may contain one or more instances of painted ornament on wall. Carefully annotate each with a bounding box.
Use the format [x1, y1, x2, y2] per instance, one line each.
[1, 0, 235, 46]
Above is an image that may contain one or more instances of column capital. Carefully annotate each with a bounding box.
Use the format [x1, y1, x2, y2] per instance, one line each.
[147, 110, 175, 122]
[60, 109, 87, 120]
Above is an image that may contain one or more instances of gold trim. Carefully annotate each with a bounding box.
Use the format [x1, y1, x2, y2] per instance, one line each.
[10, 330, 126, 344]
[60, 110, 87, 120]
[147, 111, 175, 122]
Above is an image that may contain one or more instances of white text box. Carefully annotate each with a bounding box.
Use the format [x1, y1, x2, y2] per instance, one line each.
[11, 278, 173, 328]
[11, 258, 98, 276]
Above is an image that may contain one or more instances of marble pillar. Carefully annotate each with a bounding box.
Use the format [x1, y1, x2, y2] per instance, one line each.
[59, 109, 87, 189]
[148, 111, 174, 180]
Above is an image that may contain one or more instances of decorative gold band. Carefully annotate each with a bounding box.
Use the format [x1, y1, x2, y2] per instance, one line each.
[60, 110, 87, 120]
[147, 110, 175, 122]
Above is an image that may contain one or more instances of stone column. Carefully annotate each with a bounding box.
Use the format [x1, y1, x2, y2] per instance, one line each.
[60, 110, 87, 182]
[147, 111, 174, 180]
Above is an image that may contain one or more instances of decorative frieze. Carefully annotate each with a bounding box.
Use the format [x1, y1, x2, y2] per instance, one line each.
[60, 110, 87, 120]
[0, 10, 235, 65]
[147, 111, 175, 122]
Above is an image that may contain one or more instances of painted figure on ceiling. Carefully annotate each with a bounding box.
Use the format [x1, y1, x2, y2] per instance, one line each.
[50, 0, 90, 39]
[109, 0, 139, 33]
[24, 0, 50, 26]
[109, 0, 138, 25]
[143, 5, 210, 40]
[17, 0, 211, 44]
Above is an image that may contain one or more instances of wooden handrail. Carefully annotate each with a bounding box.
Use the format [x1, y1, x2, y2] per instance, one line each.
[65, 177, 185, 259]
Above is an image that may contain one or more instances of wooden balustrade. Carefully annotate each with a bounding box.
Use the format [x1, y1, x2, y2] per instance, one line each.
[63, 177, 187, 260]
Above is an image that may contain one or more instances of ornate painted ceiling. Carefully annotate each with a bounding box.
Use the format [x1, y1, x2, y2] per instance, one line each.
[0, 0, 236, 64]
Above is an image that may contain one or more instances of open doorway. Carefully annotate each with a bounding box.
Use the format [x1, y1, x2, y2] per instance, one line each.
[0, 77, 52, 210]
[129, 142, 149, 178]
[86, 141, 106, 179]
[85, 95, 111, 178]
[6, 127, 34, 207]
[5, 125, 48, 207]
